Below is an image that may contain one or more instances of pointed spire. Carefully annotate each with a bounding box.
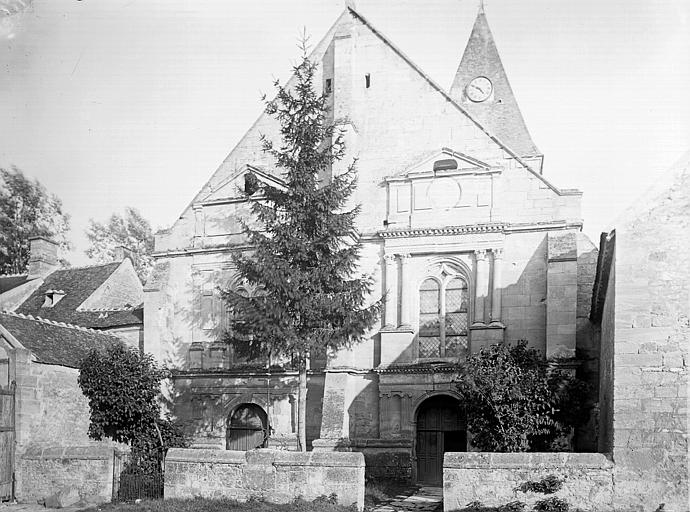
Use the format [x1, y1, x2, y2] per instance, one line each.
[449, 3, 541, 159]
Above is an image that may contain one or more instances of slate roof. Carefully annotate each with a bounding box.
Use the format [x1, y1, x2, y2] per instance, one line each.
[15, 262, 142, 328]
[0, 311, 121, 368]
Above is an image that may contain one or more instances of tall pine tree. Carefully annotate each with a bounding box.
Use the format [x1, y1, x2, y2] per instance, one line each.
[222, 48, 380, 451]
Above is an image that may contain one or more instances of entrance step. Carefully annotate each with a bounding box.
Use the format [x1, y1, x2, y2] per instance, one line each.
[371, 486, 443, 512]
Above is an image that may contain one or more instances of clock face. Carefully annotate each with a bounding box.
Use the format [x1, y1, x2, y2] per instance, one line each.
[466, 76, 493, 102]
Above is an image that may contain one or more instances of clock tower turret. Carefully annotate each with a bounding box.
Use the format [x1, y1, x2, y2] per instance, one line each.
[449, 2, 542, 164]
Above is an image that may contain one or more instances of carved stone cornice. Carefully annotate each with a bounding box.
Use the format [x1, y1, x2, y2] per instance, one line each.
[378, 223, 506, 239]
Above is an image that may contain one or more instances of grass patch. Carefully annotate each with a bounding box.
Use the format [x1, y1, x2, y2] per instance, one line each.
[79, 496, 355, 512]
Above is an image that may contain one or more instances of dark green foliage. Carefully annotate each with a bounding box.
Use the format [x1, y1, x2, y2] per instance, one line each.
[78, 344, 188, 474]
[518, 475, 564, 495]
[78, 496, 356, 512]
[222, 50, 380, 364]
[0, 166, 71, 274]
[533, 497, 570, 512]
[455, 340, 590, 451]
[222, 51, 380, 367]
[459, 501, 526, 512]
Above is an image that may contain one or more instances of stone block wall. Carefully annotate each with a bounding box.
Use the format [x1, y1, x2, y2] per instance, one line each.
[443, 452, 613, 512]
[17, 446, 116, 504]
[164, 448, 365, 510]
[14, 353, 97, 452]
[608, 159, 688, 511]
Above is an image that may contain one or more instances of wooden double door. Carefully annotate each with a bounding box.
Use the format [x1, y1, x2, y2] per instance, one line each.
[416, 396, 466, 485]
[226, 404, 268, 451]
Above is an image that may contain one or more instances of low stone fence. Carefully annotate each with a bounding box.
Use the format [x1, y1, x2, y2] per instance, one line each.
[17, 445, 118, 504]
[165, 448, 365, 510]
[444, 453, 614, 512]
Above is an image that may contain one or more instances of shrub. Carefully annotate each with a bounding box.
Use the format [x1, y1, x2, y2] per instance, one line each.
[518, 475, 564, 495]
[455, 340, 590, 451]
[533, 497, 569, 512]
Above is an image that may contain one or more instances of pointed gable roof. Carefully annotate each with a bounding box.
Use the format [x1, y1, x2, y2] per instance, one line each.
[449, 5, 541, 159]
[14, 261, 143, 328]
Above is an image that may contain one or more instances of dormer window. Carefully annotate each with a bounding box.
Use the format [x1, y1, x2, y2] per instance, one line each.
[42, 289, 65, 308]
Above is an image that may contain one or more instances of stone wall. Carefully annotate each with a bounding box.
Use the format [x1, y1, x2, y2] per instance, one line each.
[14, 352, 97, 452]
[608, 157, 688, 511]
[17, 445, 116, 504]
[164, 448, 365, 510]
[443, 452, 613, 512]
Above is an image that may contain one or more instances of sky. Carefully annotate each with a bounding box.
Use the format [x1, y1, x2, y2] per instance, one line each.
[1, 0, 689, 265]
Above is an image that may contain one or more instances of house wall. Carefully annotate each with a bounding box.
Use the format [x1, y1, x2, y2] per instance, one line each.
[13, 350, 95, 452]
[609, 162, 688, 511]
[80, 259, 143, 310]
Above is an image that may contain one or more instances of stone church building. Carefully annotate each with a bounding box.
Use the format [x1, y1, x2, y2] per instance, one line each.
[145, 6, 600, 482]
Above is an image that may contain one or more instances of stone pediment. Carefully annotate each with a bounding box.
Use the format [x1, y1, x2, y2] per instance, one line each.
[386, 148, 494, 183]
[199, 165, 286, 205]
[384, 149, 500, 230]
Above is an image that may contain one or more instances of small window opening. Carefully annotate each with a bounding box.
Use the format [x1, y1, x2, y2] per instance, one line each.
[365, 73, 371, 88]
[42, 289, 65, 308]
[325, 78, 332, 94]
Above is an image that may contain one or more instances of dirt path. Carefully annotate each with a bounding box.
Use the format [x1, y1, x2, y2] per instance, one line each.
[370, 486, 443, 512]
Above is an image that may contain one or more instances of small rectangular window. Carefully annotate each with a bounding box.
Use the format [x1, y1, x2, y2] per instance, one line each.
[365, 73, 371, 88]
[325, 78, 332, 94]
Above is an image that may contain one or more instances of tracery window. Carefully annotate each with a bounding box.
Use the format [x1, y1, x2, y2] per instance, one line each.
[418, 275, 469, 359]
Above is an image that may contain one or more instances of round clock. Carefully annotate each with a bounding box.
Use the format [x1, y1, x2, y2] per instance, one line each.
[466, 76, 493, 102]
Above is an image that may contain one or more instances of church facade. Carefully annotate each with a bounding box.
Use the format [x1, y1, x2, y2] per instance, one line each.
[145, 6, 599, 483]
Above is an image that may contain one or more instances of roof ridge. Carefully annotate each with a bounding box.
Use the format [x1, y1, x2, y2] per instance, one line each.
[76, 306, 135, 312]
[0, 310, 120, 337]
[53, 261, 121, 272]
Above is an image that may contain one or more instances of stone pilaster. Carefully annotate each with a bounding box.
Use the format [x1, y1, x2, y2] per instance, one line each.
[398, 254, 412, 328]
[490, 248, 503, 325]
[383, 253, 398, 328]
[546, 231, 578, 359]
[473, 250, 489, 325]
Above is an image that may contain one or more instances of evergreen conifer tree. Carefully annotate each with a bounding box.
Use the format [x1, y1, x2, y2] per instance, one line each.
[222, 48, 380, 451]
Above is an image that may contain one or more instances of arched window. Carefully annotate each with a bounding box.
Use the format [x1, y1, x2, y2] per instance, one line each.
[418, 275, 468, 359]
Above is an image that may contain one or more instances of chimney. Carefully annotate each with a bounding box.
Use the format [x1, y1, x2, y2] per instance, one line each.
[114, 245, 133, 262]
[27, 236, 59, 279]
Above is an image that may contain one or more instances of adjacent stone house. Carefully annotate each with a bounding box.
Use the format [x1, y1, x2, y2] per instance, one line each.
[588, 153, 688, 511]
[145, 5, 602, 484]
[0, 237, 144, 350]
[0, 311, 122, 503]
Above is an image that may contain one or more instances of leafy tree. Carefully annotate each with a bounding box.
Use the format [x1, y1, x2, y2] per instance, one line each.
[222, 48, 381, 451]
[85, 207, 154, 282]
[0, 166, 71, 274]
[456, 340, 589, 452]
[78, 343, 188, 474]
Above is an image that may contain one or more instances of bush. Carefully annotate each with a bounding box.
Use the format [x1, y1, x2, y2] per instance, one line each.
[518, 475, 564, 495]
[455, 340, 590, 451]
[533, 497, 569, 512]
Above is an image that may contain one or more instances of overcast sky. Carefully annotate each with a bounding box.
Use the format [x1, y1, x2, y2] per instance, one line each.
[1, 0, 688, 265]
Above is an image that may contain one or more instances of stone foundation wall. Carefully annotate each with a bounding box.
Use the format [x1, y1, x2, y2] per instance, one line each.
[165, 448, 365, 510]
[444, 453, 613, 512]
[17, 445, 116, 504]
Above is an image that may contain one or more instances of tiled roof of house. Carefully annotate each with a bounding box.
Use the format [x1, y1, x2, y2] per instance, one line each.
[15, 262, 142, 328]
[0, 311, 121, 368]
[0, 274, 30, 294]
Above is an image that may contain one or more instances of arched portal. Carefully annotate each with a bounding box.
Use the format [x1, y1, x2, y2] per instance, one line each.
[415, 395, 466, 484]
[226, 403, 268, 451]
